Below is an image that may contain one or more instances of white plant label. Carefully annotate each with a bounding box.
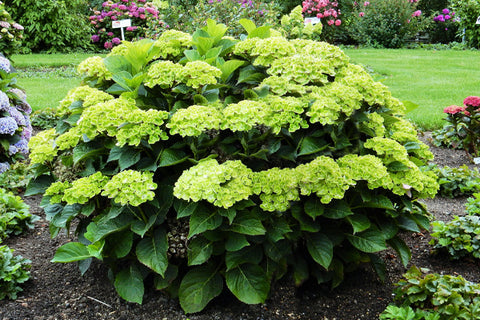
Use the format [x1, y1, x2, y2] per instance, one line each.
[112, 19, 131, 28]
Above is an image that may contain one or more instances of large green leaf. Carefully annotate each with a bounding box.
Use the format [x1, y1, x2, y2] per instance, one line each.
[218, 59, 245, 82]
[346, 214, 371, 234]
[84, 212, 133, 243]
[239, 19, 256, 34]
[154, 264, 178, 290]
[25, 175, 55, 196]
[226, 264, 270, 304]
[179, 264, 223, 314]
[106, 230, 133, 258]
[104, 55, 132, 74]
[225, 246, 262, 271]
[297, 137, 328, 156]
[323, 200, 354, 219]
[397, 215, 421, 232]
[306, 233, 333, 269]
[188, 207, 222, 238]
[136, 228, 168, 276]
[187, 236, 213, 266]
[304, 197, 324, 219]
[388, 236, 411, 267]
[347, 230, 387, 253]
[72, 142, 106, 164]
[158, 148, 188, 167]
[229, 212, 266, 236]
[248, 26, 271, 39]
[114, 264, 144, 304]
[225, 233, 249, 251]
[174, 199, 199, 218]
[51, 242, 92, 263]
[119, 148, 141, 170]
[362, 195, 395, 210]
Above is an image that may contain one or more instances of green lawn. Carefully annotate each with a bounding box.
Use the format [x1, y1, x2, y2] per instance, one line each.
[343, 48, 480, 130]
[10, 50, 480, 130]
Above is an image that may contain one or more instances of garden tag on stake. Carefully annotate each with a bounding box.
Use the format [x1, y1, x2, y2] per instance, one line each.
[112, 19, 131, 41]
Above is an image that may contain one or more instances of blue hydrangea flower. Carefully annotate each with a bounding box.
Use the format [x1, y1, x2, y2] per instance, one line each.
[0, 57, 11, 73]
[0, 117, 18, 135]
[8, 138, 29, 155]
[21, 124, 32, 140]
[8, 88, 27, 103]
[0, 91, 10, 111]
[0, 162, 10, 174]
[15, 102, 31, 115]
[8, 106, 26, 126]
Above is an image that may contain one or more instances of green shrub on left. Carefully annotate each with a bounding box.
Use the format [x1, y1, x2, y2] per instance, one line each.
[0, 188, 38, 239]
[0, 245, 31, 300]
[5, 0, 94, 53]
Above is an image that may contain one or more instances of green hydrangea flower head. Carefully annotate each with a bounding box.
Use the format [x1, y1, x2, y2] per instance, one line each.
[45, 181, 72, 204]
[144, 60, 183, 89]
[102, 170, 157, 206]
[62, 172, 109, 205]
[58, 86, 114, 116]
[178, 61, 222, 89]
[28, 128, 58, 164]
[77, 56, 113, 82]
[168, 104, 223, 137]
[154, 30, 193, 59]
[174, 159, 253, 208]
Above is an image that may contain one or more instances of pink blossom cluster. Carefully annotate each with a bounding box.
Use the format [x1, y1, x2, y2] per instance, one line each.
[433, 8, 455, 23]
[464, 96, 480, 108]
[302, 0, 341, 27]
[89, 0, 164, 49]
[444, 105, 467, 115]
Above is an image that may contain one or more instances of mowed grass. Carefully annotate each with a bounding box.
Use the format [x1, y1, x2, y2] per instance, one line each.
[11, 53, 106, 111]
[9, 50, 480, 129]
[343, 48, 480, 130]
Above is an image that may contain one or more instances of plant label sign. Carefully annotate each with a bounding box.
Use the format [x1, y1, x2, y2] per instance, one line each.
[112, 19, 131, 29]
[112, 19, 131, 41]
[305, 17, 321, 25]
[474, 157, 480, 165]
[476, 16, 480, 25]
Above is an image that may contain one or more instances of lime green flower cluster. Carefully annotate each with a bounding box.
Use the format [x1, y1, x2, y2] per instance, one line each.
[174, 159, 253, 208]
[365, 113, 386, 137]
[221, 100, 268, 132]
[102, 170, 157, 206]
[234, 37, 296, 66]
[28, 129, 58, 164]
[337, 154, 392, 190]
[153, 30, 193, 59]
[144, 60, 183, 89]
[268, 55, 331, 85]
[261, 96, 308, 133]
[58, 86, 114, 116]
[77, 56, 113, 83]
[252, 167, 299, 212]
[178, 61, 222, 89]
[168, 104, 223, 137]
[307, 83, 363, 125]
[77, 98, 169, 146]
[46, 172, 108, 205]
[46, 171, 157, 207]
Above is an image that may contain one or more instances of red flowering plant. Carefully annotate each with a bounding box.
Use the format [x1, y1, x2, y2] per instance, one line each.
[89, 0, 165, 49]
[433, 96, 480, 160]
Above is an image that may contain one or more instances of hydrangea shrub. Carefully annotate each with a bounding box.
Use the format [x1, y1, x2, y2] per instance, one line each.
[0, 56, 32, 173]
[89, 0, 163, 49]
[0, 1, 24, 57]
[28, 20, 438, 313]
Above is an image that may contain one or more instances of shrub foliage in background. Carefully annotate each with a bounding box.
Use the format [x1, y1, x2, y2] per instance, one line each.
[428, 164, 480, 198]
[5, 0, 94, 53]
[349, 0, 425, 48]
[27, 20, 438, 313]
[450, 0, 480, 48]
[0, 56, 32, 173]
[0, 1, 24, 58]
[387, 266, 480, 319]
[0, 245, 31, 300]
[0, 187, 38, 240]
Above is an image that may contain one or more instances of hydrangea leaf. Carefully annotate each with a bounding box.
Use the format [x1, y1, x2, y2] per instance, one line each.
[136, 228, 168, 276]
[114, 264, 144, 304]
[225, 264, 270, 304]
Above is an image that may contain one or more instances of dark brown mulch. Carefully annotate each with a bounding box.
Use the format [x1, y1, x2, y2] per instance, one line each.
[0, 133, 476, 320]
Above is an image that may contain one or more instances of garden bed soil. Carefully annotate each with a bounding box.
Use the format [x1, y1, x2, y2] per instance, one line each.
[0, 132, 477, 320]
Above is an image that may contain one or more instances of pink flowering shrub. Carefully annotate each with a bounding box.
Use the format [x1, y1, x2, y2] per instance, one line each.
[89, 0, 165, 49]
[433, 96, 480, 159]
[349, 0, 425, 48]
[430, 7, 460, 44]
[301, 0, 340, 41]
[0, 2, 23, 57]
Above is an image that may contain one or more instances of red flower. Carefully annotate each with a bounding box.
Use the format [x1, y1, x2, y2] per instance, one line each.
[464, 96, 480, 107]
[443, 105, 466, 115]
